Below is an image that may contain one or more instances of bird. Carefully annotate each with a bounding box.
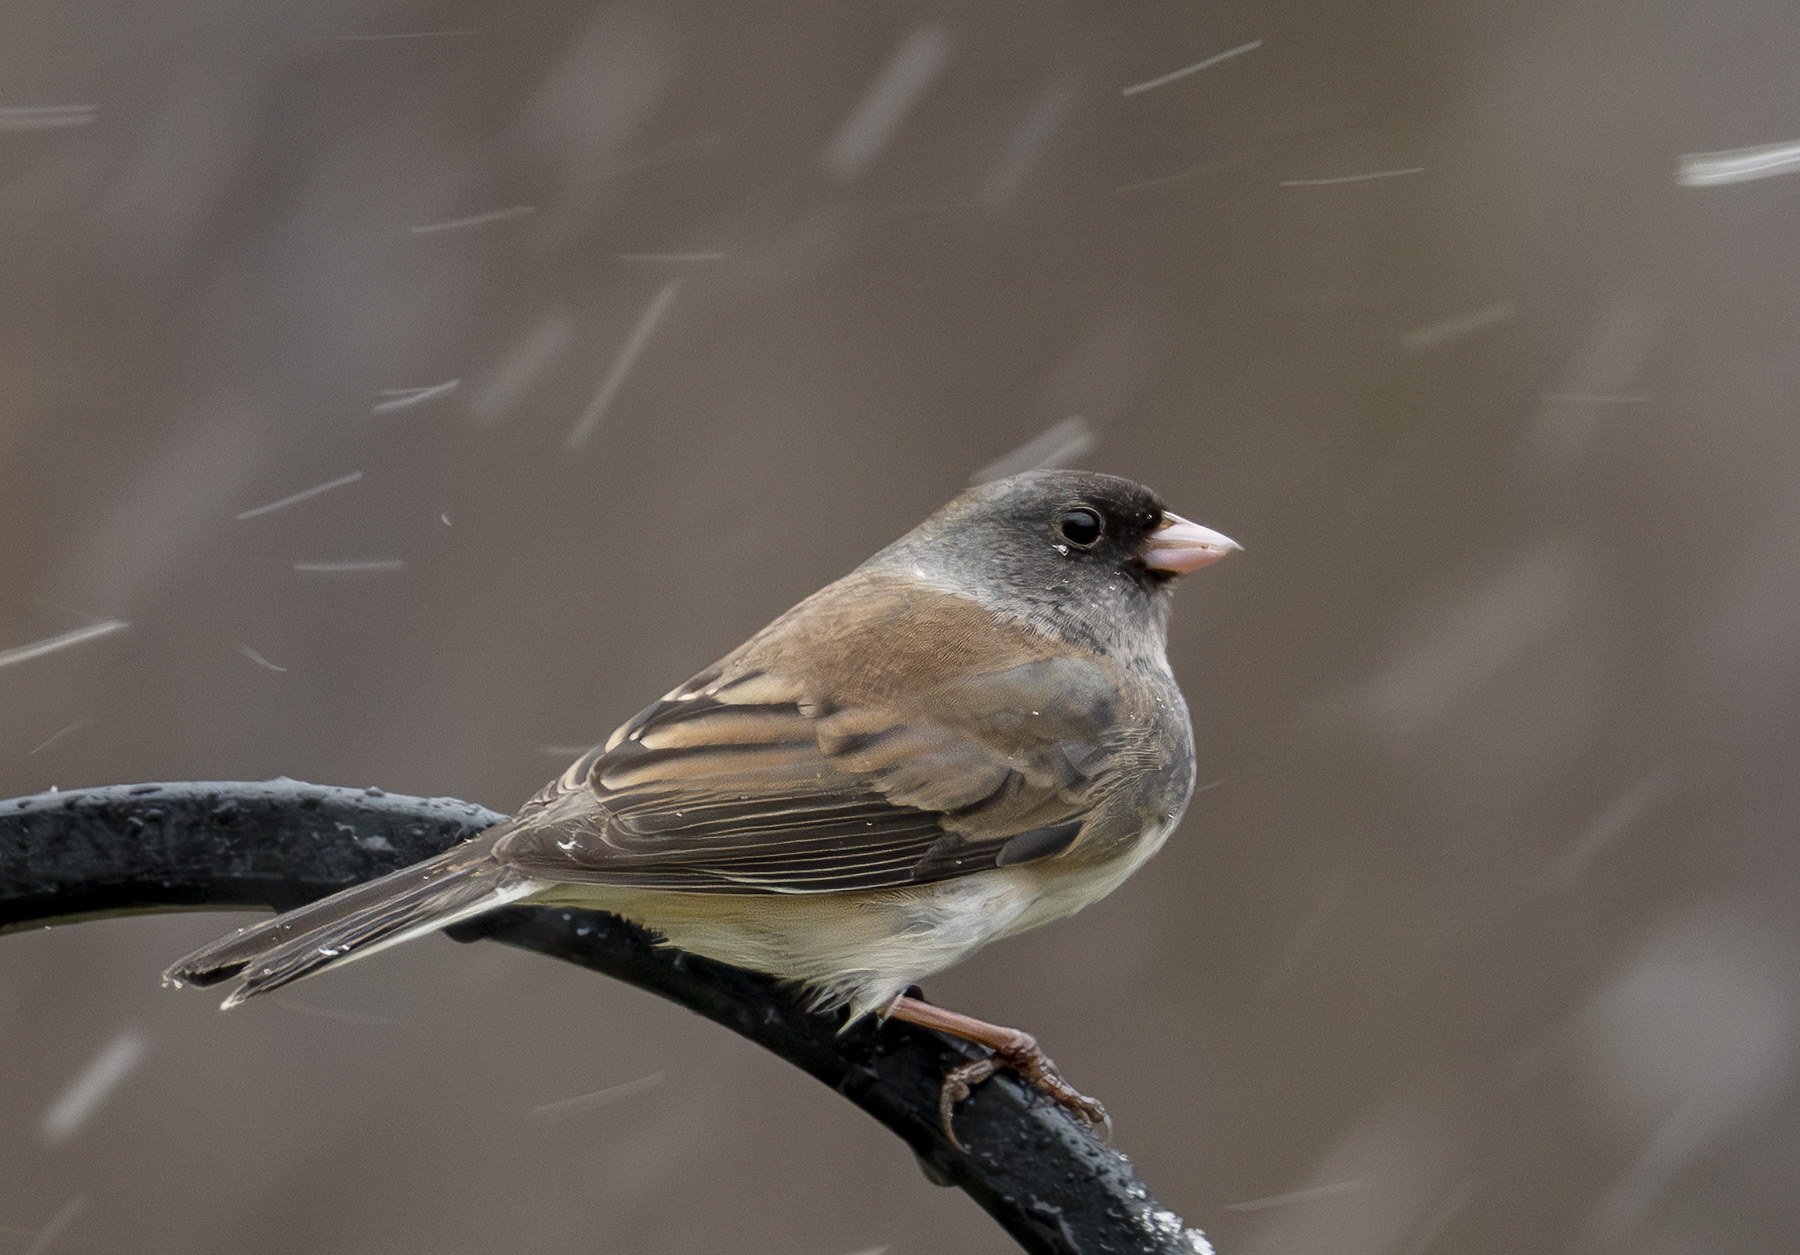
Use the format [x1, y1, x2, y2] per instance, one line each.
[165, 469, 1237, 1139]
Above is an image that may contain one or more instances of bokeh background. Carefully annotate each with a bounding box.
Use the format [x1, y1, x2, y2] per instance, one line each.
[3, 1, 1798, 1252]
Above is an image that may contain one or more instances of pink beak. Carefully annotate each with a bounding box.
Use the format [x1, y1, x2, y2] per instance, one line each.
[1143, 511, 1241, 575]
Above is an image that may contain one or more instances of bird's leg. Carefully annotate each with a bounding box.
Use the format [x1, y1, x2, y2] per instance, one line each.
[883, 994, 1111, 1146]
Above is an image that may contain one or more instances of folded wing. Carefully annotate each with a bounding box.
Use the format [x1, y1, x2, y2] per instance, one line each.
[496, 580, 1128, 894]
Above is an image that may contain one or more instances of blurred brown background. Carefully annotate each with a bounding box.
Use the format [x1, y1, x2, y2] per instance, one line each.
[3, 1, 1797, 1252]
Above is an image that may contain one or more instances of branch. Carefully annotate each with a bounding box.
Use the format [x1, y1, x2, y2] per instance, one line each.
[0, 780, 1213, 1255]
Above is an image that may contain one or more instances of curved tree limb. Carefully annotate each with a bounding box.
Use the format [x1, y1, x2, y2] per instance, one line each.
[0, 780, 1214, 1255]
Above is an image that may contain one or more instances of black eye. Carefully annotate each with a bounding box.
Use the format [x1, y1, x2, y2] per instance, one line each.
[1056, 506, 1104, 548]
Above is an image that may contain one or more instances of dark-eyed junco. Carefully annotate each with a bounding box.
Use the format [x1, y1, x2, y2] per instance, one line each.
[166, 470, 1237, 1137]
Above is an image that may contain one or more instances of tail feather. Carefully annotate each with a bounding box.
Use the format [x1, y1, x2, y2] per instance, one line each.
[163, 831, 538, 1008]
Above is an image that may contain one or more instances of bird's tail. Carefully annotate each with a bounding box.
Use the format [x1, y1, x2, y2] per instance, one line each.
[162, 828, 538, 1009]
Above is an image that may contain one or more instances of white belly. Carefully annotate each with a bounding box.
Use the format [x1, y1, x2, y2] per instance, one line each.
[529, 819, 1175, 1022]
[532, 871, 1032, 1020]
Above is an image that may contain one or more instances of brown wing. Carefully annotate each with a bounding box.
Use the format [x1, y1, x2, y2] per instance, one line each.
[494, 575, 1133, 894]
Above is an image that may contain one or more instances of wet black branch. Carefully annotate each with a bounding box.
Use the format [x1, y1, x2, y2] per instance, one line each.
[0, 780, 1210, 1255]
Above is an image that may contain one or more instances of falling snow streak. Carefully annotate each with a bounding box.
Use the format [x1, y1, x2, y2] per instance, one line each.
[979, 77, 1075, 207]
[0, 105, 98, 131]
[40, 1031, 145, 1143]
[1224, 1179, 1365, 1211]
[472, 315, 574, 424]
[238, 644, 288, 672]
[1539, 773, 1666, 889]
[972, 416, 1096, 483]
[329, 29, 484, 42]
[1115, 161, 1234, 194]
[1678, 140, 1800, 186]
[18, 1198, 83, 1255]
[1529, 291, 1662, 468]
[371, 379, 460, 413]
[824, 25, 953, 180]
[293, 560, 404, 573]
[1121, 40, 1261, 96]
[411, 205, 535, 234]
[0, 620, 128, 670]
[1397, 1176, 1478, 1255]
[1281, 167, 1425, 187]
[530, 1070, 665, 1118]
[236, 470, 363, 519]
[28, 720, 92, 756]
[565, 280, 681, 449]
[1362, 544, 1576, 738]
[1400, 302, 1515, 351]
[1263, 879, 1349, 994]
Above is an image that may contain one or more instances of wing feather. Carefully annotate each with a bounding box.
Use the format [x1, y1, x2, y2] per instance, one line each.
[497, 579, 1133, 894]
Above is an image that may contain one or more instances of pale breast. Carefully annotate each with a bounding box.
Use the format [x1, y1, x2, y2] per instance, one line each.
[530, 869, 1043, 1021]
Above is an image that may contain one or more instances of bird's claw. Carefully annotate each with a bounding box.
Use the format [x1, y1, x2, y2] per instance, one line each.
[938, 1036, 1111, 1148]
[938, 1056, 995, 1147]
